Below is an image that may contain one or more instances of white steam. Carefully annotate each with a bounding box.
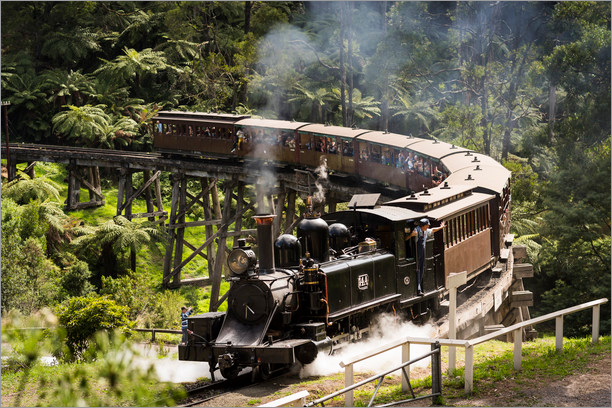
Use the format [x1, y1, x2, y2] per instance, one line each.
[254, 164, 277, 214]
[132, 344, 214, 383]
[312, 157, 328, 206]
[300, 314, 435, 378]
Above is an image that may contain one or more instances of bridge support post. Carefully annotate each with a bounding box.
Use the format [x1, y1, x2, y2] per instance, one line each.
[66, 162, 81, 210]
[163, 173, 182, 287]
[210, 179, 236, 310]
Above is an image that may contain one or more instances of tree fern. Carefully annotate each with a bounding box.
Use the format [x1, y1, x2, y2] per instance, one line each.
[71, 216, 165, 274]
[2, 174, 61, 204]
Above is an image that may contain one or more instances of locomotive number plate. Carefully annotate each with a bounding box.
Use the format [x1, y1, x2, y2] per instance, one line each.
[358, 274, 369, 290]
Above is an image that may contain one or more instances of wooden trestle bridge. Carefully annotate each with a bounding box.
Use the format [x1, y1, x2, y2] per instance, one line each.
[1, 144, 402, 311]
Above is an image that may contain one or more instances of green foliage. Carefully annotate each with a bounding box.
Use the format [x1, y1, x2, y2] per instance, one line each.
[1, 310, 184, 407]
[0, 197, 64, 314]
[2, 174, 61, 204]
[56, 295, 134, 359]
[58, 258, 95, 300]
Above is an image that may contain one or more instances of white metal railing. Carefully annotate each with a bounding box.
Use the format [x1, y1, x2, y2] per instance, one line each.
[259, 390, 309, 407]
[338, 297, 608, 405]
[306, 344, 442, 407]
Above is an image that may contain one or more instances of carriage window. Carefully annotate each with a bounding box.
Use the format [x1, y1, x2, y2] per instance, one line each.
[341, 140, 353, 157]
[414, 155, 424, 175]
[327, 138, 337, 154]
[370, 145, 381, 163]
[281, 131, 296, 149]
[381, 148, 392, 166]
[422, 158, 432, 177]
[359, 144, 369, 160]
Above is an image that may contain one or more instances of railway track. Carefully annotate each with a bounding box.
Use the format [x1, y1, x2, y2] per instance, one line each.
[178, 367, 287, 407]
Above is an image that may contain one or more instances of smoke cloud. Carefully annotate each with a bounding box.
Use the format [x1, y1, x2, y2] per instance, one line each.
[300, 314, 435, 378]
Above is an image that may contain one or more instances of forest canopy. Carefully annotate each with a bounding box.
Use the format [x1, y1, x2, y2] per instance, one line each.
[1, 1, 610, 336]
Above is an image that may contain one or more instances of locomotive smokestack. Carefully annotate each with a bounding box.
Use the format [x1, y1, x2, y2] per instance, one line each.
[254, 215, 276, 273]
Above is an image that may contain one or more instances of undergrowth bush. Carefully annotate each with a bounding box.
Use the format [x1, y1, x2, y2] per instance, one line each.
[56, 295, 133, 359]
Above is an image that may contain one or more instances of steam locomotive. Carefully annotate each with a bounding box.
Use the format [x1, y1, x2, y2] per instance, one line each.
[179, 183, 510, 380]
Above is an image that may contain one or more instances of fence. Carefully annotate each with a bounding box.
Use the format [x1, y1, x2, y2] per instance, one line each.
[306, 343, 442, 407]
[337, 297, 607, 405]
[132, 328, 182, 342]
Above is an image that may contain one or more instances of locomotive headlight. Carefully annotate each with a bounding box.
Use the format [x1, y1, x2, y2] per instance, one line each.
[227, 248, 257, 276]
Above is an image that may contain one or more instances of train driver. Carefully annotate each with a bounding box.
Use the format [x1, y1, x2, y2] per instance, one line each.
[406, 218, 445, 296]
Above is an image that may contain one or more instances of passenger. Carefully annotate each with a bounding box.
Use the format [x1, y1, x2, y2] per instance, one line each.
[406, 219, 445, 296]
[232, 130, 244, 153]
[155, 120, 162, 133]
[406, 153, 415, 172]
[329, 141, 337, 154]
[180, 306, 193, 344]
[397, 152, 405, 168]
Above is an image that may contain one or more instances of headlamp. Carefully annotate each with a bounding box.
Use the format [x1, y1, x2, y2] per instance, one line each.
[227, 248, 257, 275]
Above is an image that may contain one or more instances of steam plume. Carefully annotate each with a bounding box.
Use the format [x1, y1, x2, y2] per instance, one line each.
[300, 314, 435, 378]
[312, 156, 328, 206]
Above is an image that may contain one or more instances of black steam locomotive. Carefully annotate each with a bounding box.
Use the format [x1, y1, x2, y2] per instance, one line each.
[179, 178, 508, 379]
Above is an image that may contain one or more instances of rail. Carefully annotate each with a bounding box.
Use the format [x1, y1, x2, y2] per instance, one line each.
[338, 297, 607, 404]
[132, 328, 182, 342]
[306, 343, 442, 407]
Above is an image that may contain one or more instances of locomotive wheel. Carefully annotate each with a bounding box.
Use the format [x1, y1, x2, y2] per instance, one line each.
[220, 366, 240, 380]
[258, 363, 272, 380]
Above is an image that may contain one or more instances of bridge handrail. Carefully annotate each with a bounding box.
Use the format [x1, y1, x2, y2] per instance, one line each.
[338, 297, 608, 405]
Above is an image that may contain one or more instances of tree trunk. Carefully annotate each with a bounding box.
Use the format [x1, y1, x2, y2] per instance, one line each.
[339, 3, 347, 127]
[102, 244, 118, 278]
[244, 1, 252, 35]
[130, 248, 136, 273]
[346, 2, 354, 127]
[549, 84, 556, 140]
[501, 109, 514, 161]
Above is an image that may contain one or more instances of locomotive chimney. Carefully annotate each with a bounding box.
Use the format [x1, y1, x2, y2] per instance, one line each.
[254, 215, 276, 273]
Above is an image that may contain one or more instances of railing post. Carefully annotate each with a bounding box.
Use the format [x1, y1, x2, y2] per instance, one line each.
[464, 345, 473, 395]
[513, 328, 522, 370]
[592, 305, 601, 343]
[447, 271, 466, 374]
[152, 329, 156, 342]
[555, 315, 564, 352]
[344, 363, 353, 407]
[431, 342, 442, 402]
[401, 342, 410, 392]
